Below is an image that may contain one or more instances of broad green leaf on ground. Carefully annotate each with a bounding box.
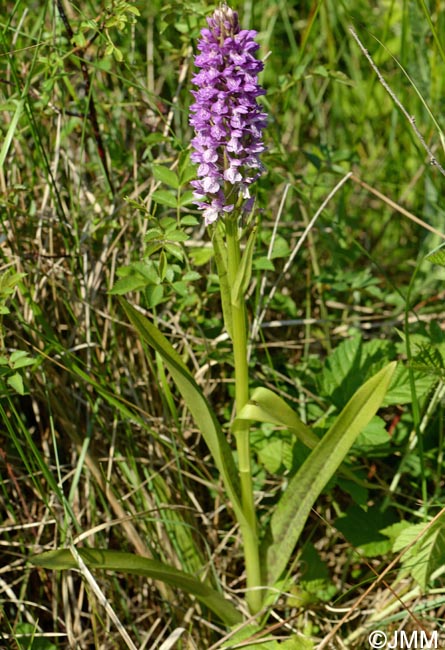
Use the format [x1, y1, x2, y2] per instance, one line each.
[118, 300, 247, 529]
[390, 513, 445, 589]
[335, 504, 395, 557]
[30, 549, 242, 626]
[317, 334, 394, 407]
[258, 438, 293, 473]
[350, 416, 391, 454]
[263, 362, 397, 587]
[234, 387, 319, 449]
[382, 362, 436, 405]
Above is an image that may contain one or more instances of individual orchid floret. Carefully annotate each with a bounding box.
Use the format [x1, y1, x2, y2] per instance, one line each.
[189, 4, 267, 225]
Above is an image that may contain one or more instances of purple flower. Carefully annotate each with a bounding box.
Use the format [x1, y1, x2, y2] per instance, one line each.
[189, 4, 267, 225]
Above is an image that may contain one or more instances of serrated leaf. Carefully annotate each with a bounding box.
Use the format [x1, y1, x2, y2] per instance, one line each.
[392, 514, 445, 589]
[152, 164, 179, 189]
[382, 363, 435, 405]
[318, 335, 393, 408]
[151, 190, 177, 208]
[30, 548, 242, 626]
[165, 228, 188, 242]
[164, 242, 184, 261]
[144, 227, 163, 242]
[109, 275, 149, 295]
[426, 243, 445, 267]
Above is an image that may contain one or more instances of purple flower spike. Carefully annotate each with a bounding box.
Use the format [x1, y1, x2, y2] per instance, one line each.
[189, 4, 267, 226]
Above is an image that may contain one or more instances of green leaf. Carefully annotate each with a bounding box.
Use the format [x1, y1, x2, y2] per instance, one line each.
[179, 190, 195, 206]
[14, 622, 57, 650]
[118, 300, 246, 530]
[392, 514, 445, 589]
[0, 99, 24, 169]
[258, 439, 288, 473]
[382, 363, 435, 405]
[30, 549, 242, 626]
[7, 371, 24, 395]
[270, 235, 290, 260]
[221, 623, 279, 649]
[180, 215, 199, 226]
[109, 274, 149, 295]
[253, 257, 275, 271]
[351, 416, 390, 453]
[335, 504, 394, 557]
[318, 334, 393, 408]
[179, 163, 197, 185]
[235, 387, 319, 450]
[232, 226, 257, 308]
[151, 190, 177, 208]
[426, 243, 445, 267]
[164, 242, 185, 261]
[146, 284, 164, 308]
[189, 246, 214, 266]
[212, 225, 233, 338]
[222, 626, 310, 650]
[264, 361, 397, 586]
[9, 350, 34, 369]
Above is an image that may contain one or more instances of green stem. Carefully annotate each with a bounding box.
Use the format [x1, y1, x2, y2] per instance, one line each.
[225, 215, 262, 614]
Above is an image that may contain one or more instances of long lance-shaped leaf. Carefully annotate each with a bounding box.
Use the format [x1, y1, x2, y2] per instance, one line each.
[234, 386, 319, 449]
[264, 361, 397, 586]
[30, 549, 242, 626]
[119, 299, 248, 531]
[212, 223, 233, 338]
[231, 225, 257, 309]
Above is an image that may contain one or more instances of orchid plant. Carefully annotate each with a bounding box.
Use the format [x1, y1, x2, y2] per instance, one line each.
[32, 3, 396, 644]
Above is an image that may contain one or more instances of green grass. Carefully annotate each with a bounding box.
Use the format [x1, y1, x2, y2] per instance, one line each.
[1, 0, 445, 647]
